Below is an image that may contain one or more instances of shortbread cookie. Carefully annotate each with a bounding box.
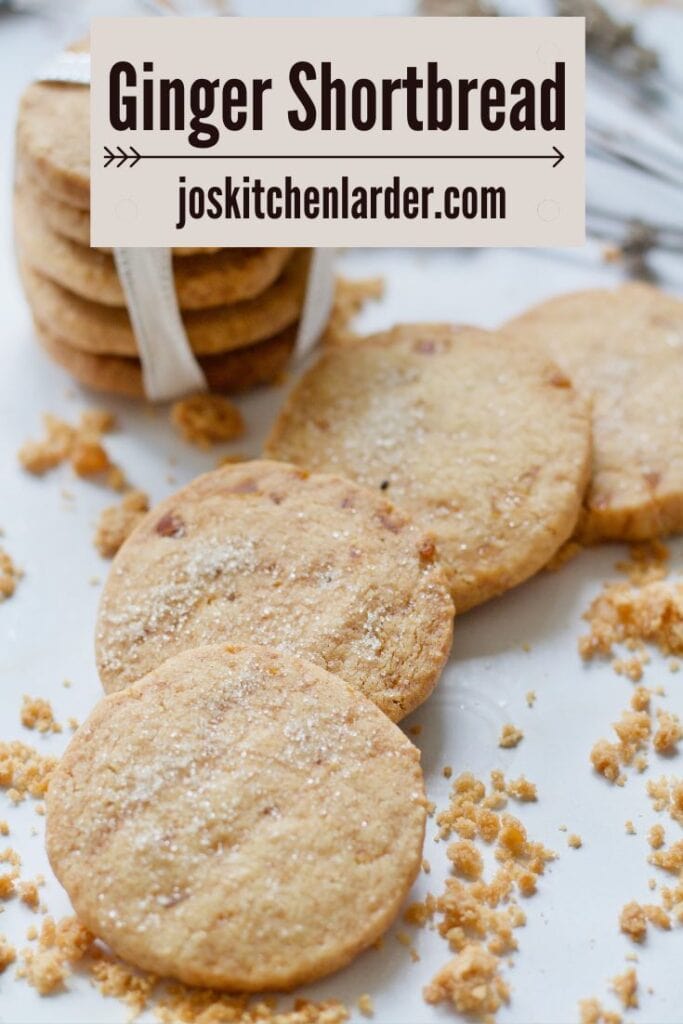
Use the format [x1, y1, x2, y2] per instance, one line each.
[15, 190, 293, 310]
[47, 643, 427, 990]
[96, 460, 453, 719]
[505, 284, 683, 542]
[34, 320, 296, 397]
[18, 168, 220, 256]
[19, 250, 308, 357]
[17, 76, 91, 209]
[266, 324, 591, 612]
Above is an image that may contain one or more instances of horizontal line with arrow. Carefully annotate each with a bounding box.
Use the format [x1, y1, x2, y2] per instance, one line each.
[104, 145, 565, 169]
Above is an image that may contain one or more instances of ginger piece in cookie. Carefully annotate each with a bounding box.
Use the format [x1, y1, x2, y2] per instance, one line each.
[94, 490, 150, 559]
[171, 394, 245, 448]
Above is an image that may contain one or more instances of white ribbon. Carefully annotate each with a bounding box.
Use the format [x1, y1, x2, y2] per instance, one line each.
[35, 51, 333, 401]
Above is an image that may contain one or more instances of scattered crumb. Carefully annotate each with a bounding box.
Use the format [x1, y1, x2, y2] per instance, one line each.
[357, 993, 374, 1017]
[526, 690, 536, 708]
[18, 879, 41, 911]
[70, 438, 110, 477]
[443, 765, 453, 779]
[171, 394, 245, 448]
[404, 895, 437, 928]
[94, 490, 150, 558]
[0, 934, 16, 973]
[625, 820, 636, 835]
[426, 770, 555, 1020]
[0, 547, 22, 602]
[647, 777, 683, 825]
[591, 739, 624, 785]
[614, 962, 643, 1011]
[616, 541, 669, 586]
[322, 276, 385, 345]
[18, 410, 122, 488]
[653, 710, 682, 754]
[0, 821, 7, 836]
[448, 840, 484, 880]
[578, 997, 621, 1024]
[506, 776, 537, 802]
[20, 697, 61, 734]
[424, 944, 509, 1018]
[0, 741, 58, 802]
[422, 859, 431, 874]
[649, 839, 683, 875]
[617, 901, 670, 945]
[579, 580, 683, 664]
[499, 724, 524, 749]
[408, 725, 423, 737]
[568, 834, 582, 849]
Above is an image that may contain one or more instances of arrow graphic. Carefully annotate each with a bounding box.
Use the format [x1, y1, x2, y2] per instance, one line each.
[104, 145, 141, 168]
[104, 145, 565, 168]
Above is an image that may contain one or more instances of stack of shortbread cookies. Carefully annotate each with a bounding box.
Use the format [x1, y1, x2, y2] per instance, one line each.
[14, 73, 307, 397]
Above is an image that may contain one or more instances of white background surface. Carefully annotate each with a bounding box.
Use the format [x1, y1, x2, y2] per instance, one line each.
[1, 2, 683, 1023]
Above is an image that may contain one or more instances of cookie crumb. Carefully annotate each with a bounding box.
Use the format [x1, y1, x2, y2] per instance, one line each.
[526, 690, 536, 708]
[615, 541, 669, 586]
[568, 834, 582, 849]
[94, 490, 150, 558]
[653, 710, 682, 754]
[580, 580, 683, 664]
[322, 276, 385, 345]
[171, 394, 245, 448]
[506, 776, 537, 802]
[20, 696, 60, 734]
[591, 739, 624, 785]
[0, 935, 16, 973]
[18, 410, 121, 488]
[18, 879, 41, 911]
[0, 547, 22, 602]
[357, 993, 374, 1017]
[625, 821, 636, 835]
[448, 839, 483, 880]
[0, 741, 58, 802]
[619, 902, 648, 943]
[424, 944, 510, 1018]
[499, 724, 524, 749]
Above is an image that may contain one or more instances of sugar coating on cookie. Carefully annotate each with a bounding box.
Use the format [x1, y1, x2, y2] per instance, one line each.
[504, 284, 683, 542]
[266, 324, 591, 612]
[47, 643, 427, 990]
[96, 461, 453, 720]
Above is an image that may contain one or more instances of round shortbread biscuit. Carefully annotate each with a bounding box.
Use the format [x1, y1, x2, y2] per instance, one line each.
[34, 320, 296, 398]
[265, 324, 592, 612]
[19, 250, 308, 357]
[17, 77, 91, 209]
[14, 189, 293, 310]
[17, 165, 221, 256]
[47, 643, 427, 990]
[96, 460, 453, 720]
[504, 284, 683, 542]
